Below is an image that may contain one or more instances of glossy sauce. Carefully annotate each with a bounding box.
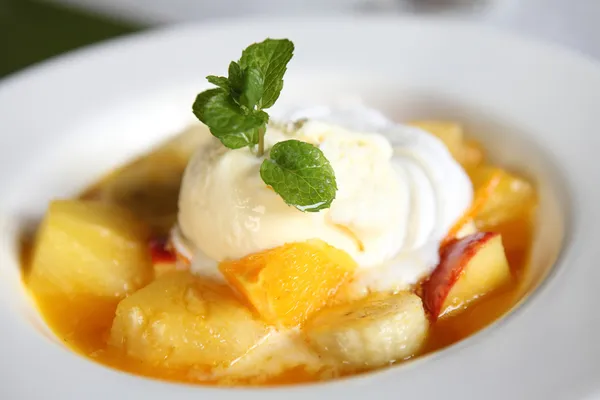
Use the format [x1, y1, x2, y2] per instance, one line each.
[23, 130, 536, 386]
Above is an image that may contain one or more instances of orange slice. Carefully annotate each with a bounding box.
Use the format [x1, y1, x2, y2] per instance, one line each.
[219, 240, 357, 328]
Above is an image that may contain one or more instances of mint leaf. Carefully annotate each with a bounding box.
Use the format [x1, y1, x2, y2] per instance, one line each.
[206, 75, 229, 91]
[228, 61, 244, 101]
[240, 66, 264, 110]
[192, 88, 267, 149]
[202, 40, 293, 113]
[228, 61, 244, 89]
[220, 124, 263, 149]
[260, 140, 337, 212]
[239, 39, 294, 109]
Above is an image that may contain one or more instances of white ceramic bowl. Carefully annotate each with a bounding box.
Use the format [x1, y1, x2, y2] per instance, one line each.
[1, 16, 599, 400]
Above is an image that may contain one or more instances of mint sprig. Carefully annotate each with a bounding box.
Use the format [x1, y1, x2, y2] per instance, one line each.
[193, 89, 267, 149]
[192, 38, 337, 212]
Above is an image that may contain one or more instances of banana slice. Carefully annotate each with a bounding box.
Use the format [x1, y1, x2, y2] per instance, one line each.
[305, 291, 428, 369]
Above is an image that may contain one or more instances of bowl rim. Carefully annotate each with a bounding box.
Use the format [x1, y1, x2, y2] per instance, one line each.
[1, 15, 599, 400]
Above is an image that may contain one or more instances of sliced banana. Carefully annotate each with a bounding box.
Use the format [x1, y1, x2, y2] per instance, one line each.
[305, 291, 428, 369]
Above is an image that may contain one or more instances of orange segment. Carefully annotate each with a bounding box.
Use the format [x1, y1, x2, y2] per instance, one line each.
[219, 240, 357, 328]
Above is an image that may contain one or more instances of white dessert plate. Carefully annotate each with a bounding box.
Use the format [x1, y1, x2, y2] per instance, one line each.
[1, 16, 599, 400]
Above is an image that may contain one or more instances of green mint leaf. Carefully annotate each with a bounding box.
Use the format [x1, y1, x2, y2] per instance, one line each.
[206, 75, 230, 91]
[192, 88, 267, 149]
[228, 61, 244, 101]
[239, 66, 264, 110]
[219, 124, 264, 149]
[239, 38, 294, 109]
[260, 140, 337, 212]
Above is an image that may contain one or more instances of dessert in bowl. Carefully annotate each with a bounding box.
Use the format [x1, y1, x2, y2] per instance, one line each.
[21, 38, 539, 386]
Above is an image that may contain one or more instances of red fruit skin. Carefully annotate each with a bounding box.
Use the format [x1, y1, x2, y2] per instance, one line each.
[148, 237, 176, 264]
[421, 232, 497, 320]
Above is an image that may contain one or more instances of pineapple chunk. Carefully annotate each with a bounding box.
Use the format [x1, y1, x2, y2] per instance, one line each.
[28, 200, 152, 298]
[97, 152, 185, 235]
[410, 121, 464, 162]
[410, 121, 487, 170]
[462, 139, 485, 170]
[469, 166, 536, 228]
[84, 126, 210, 235]
[219, 240, 357, 328]
[110, 272, 270, 368]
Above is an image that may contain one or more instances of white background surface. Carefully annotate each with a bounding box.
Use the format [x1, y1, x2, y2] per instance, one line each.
[45, 0, 600, 59]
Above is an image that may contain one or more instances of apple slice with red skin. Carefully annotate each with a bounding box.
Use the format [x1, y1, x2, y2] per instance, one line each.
[422, 232, 512, 320]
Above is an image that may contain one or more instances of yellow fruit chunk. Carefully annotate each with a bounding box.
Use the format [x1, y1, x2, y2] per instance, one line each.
[462, 139, 485, 169]
[153, 261, 178, 278]
[219, 240, 357, 328]
[28, 200, 152, 298]
[468, 166, 536, 228]
[410, 121, 487, 171]
[90, 151, 186, 235]
[443, 233, 511, 317]
[443, 169, 503, 244]
[110, 272, 270, 368]
[422, 232, 512, 319]
[410, 121, 464, 162]
[148, 238, 180, 277]
[305, 291, 428, 369]
[81, 127, 210, 235]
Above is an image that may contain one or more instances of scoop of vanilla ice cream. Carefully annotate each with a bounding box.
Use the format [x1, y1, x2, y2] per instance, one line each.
[177, 119, 404, 267]
[176, 103, 473, 292]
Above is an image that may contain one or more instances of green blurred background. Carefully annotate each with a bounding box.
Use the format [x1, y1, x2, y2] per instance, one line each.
[0, 0, 139, 78]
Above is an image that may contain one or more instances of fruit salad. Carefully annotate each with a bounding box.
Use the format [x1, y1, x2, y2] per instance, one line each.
[23, 39, 537, 386]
